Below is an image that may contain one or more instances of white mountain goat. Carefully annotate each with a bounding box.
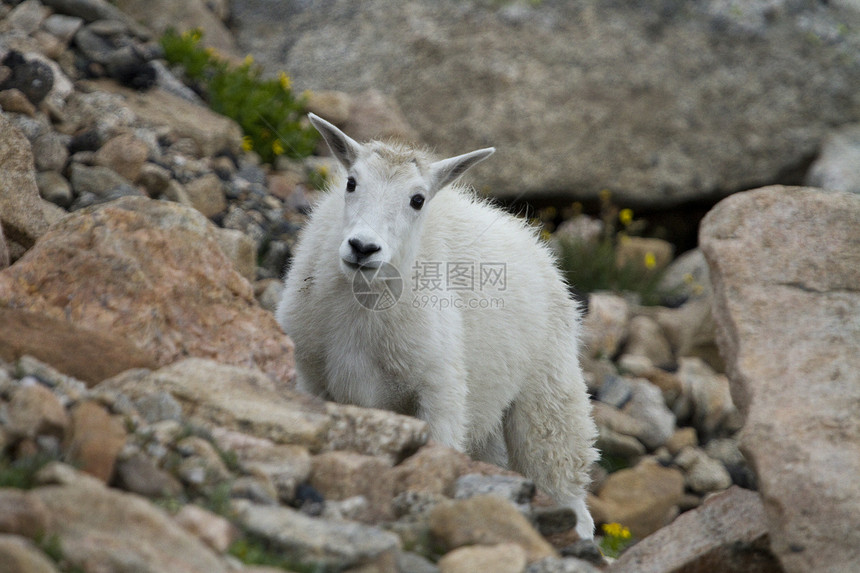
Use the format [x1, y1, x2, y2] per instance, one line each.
[276, 114, 599, 538]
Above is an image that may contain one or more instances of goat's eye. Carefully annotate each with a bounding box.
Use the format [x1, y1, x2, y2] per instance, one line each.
[410, 194, 425, 210]
[346, 177, 357, 192]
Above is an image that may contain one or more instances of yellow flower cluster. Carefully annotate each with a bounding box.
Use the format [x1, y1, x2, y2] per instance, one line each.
[279, 71, 292, 91]
[643, 251, 657, 270]
[241, 136, 254, 152]
[602, 522, 632, 540]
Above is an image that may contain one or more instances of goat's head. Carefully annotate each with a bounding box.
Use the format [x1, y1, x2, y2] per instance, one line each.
[308, 113, 494, 280]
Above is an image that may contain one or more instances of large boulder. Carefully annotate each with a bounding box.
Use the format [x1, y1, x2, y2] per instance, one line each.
[0, 196, 294, 383]
[700, 186, 860, 572]
[232, 1, 860, 207]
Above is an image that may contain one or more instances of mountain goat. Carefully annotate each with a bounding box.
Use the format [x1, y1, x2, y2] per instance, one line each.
[276, 114, 598, 538]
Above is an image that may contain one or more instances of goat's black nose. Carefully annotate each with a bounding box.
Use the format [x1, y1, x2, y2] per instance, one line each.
[348, 238, 381, 259]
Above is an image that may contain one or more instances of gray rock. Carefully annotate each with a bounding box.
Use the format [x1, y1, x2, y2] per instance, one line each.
[595, 425, 646, 459]
[133, 391, 183, 423]
[595, 374, 633, 409]
[805, 123, 860, 194]
[0, 51, 53, 105]
[115, 452, 183, 498]
[31, 132, 69, 173]
[35, 171, 73, 208]
[232, 0, 860, 207]
[233, 500, 400, 571]
[621, 379, 676, 450]
[454, 473, 535, 508]
[68, 162, 133, 196]
[675, 446, 732, 495]
[532, 505, 577, 537]
[674, 357, 739, 440]
[42, 14, 85, 43]
[526, 556, 602, 573]
[700, 185, 860, 572]
[622, 315, 675, 370]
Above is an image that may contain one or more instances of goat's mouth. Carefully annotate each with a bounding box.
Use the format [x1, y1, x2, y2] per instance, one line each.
[342, 259, 382, 271]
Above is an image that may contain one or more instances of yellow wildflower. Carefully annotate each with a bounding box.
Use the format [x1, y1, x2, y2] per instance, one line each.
[241, 136, 254, 152]
[243, 54, 254, 67]
[272, 139, 285, 156]
[644, 251, 657, 270]
[317, 165, 329, 178]
[619, 208, 633, 227]
[279, 71, 292, 91]
[602, 522, 632, 540]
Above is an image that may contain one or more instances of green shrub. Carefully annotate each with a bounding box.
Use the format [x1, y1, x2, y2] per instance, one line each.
[547, 191, 670, 305]
[160, 29, 318, 163]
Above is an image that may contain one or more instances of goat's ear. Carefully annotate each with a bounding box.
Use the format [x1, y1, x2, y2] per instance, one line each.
[428, 148, 495, 193]
[308, 113, 361, 169]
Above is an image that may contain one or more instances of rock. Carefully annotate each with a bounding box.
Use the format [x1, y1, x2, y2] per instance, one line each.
[115, 452, 184, 498]
[306, 90, 352, 126]
[700, 185, 860, 573]
[35, 171, 73, 208]
[527, 556, 602, 573]
[453, 474, 535, 510]
[98, 358, 328, 447]
[611, 486, 781, 573]
[175, 436, 232, 490]
[664, 427, 698, 456]
[0, 221, 8, 270]
[30, 132, 68, 173]
[674, 357, 739, 439]
[310, 451, 395, 522]
[621, 315, 674, 370]
[0, 51, 53, 105]
[429, 495, 556, 564]
[0, 197, 294, 381]
[63, 90, 136, 141]
[212, 227, 256, 282]
[655, 297, 722, 372]
[0, 115, 65, 251]
[173, 504, 239, 554]
[581, 293, 629, 360]
[0, 534, 59, 573]
[595, 425, 646, 460]
[806, 123, 860, 194]
[391, 442, 467, 497]
[438, 543, 527, 573]
[658, 248, 712, 303]
[0, 490, 51, 539]
[184, 173, 228, 218]
[68, 162, 134, 196]
[0, 309, 158, 386]
[6, 382, 69, 441]
[93, 132, 150, 181]
[64, 401, 127, 482]
[589, 460, 684, 539]
[91, 80, 242, 157]
[343, 89, 420, 143]
[43, 14, 85, 44]
[237, 444, 311, 502]
[620, 379, 676, 450]
[674, 447, 732, 495]
[615, 237, 673, 274]
[234, 500, 400, 572]
[322, 401, 430, 462]
[136, 162, 171, 196]
[595, 375, 633, 409]
[233, 1, 860, 207]
[31, 470, 230, 573]
[4, 0, 50, 35]
[0, 88, 36, 116]
[114, 0, 238, 54]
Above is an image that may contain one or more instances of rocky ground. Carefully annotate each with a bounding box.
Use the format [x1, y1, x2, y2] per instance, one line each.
[1, 1, 859, 573]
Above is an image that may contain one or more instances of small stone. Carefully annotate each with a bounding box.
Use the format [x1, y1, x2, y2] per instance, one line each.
[185, 173, 227, 217]
[6, 0, 50, 34]
[64, 401, 127, 482]
[94, 132, 150, 182]
[175, 436, 232, 489]
[665, 427, 698, 456]
[0, 534, 60, 573]
[310, 451, 395, 522]
[595, 425, 646, 459]
[31, 132, 69, 172]
[0, 51, 53, 105]
[68, 162, 134, 197]
[623, 315, 675, 369]
[133, 391, 183, 423]
[0, 490, 51, 539]
[615, 236, 674, 273]
[675, 447, 733, 495]
[173, 504, 239, 553]
[439, 543, 527, 573]
[136, 162, 171, 196]
[7, 383, 69, 440]
[581, 293, 629, 360]
[43, 14, 85, 43]
[0, 88, 36, 116]
[526, 556, 603, 573]
[621, 379, 676, 450]
[35, 171, 73, 208]
[429, 495, 556, 564]
[239, 444, 311, 503]
[215, 227, 256, 283]
[454, 473, 535, 508]
[114, 452, 183, 498]
[596, 375, 633, 408]
[675, 357, 739, 440]
[532, 505, 578, 537]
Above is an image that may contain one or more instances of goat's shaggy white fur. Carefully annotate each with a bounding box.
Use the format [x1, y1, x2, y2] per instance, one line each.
[277, 114, 598, 538]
